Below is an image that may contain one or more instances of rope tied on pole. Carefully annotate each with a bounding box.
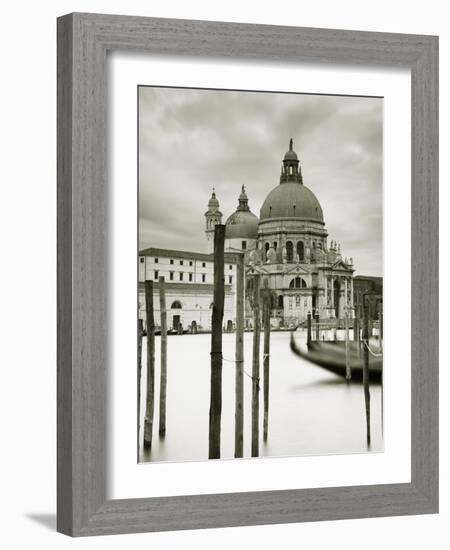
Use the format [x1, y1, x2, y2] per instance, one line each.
[362, 339, 383, 358]
[221, 355, 260, 389]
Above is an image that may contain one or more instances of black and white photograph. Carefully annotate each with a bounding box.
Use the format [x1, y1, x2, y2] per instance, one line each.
[1, 0, 443, 544]
[137, 86, 383, 463]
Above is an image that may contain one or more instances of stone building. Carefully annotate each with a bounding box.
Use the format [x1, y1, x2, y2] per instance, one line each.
[222, 139, 355, 327]
[138, 248, 238, 332]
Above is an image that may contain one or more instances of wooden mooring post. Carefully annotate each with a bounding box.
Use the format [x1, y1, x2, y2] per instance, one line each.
[345, 309, 351, 381]
[379, 309, 383, 354]
[306, 312, 312, 346]
[158, 276, 167, 438]
[354, 316, 360, 344]
[137, 318, 143, 439]
[263, 278, 271, 442]
[209, 225, 225, 459]
[362, 304, 371, 446]
[378, 305, 384, 437]
[251, 273, 261, 457]
[315, 313, 320, 341]
[144, 281, 155, 449]
[234, 252, 245, 458]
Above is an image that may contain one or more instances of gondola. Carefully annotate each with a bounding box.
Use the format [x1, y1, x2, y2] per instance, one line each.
[290, 333, 382, 383]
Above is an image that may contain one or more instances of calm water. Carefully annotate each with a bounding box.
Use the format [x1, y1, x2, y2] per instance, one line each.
[139, 331, 383, 463]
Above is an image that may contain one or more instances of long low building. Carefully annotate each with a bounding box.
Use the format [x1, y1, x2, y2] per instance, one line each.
[139, 247, 238, 332]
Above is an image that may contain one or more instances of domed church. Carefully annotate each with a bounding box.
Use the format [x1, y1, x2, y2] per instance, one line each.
[206, 139, 355, 326]
[139, 138, 355, 334]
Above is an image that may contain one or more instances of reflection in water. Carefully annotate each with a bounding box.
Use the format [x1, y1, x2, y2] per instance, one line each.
[139, 331, 382, 463]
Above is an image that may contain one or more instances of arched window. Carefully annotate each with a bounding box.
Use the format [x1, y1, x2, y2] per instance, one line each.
[297, 241, 304, 261]
[277, 295, 284, 309]
[273, 241, 278, 250]
[286, 241, 294, 262]
[289, 277, 307, 289]
[171, 300, 182, 309]
[265, 242, 270, 256]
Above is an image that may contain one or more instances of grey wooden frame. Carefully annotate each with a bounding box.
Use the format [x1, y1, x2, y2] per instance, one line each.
[57, 12, 438, 537]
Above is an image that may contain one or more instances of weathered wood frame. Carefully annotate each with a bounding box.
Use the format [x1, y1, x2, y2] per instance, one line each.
[57, 13, 438, 536]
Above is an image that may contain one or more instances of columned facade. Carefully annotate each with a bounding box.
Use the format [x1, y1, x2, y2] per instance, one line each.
[249, 139, 354, 326]
[205, 138, 355, 328]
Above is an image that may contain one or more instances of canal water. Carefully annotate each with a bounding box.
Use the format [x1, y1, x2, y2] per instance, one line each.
[139, 330, 383, 463]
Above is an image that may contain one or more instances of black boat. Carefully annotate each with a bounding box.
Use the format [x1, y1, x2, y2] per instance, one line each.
[290, 333, 382, 383]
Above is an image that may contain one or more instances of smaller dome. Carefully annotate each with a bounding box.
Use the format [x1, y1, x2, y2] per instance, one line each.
[208, 190, 219, 209]
[225, 210, 259, 239]
[284, 149, 298, 161]
[225, 185, 259, 239]
[283, 137, 298, 161]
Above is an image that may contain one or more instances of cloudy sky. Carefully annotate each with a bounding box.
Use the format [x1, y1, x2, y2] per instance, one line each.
[139, 86, 382, 276]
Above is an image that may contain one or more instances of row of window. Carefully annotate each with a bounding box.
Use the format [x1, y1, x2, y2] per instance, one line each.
[140, 257, 234, 270]
[152, 270, 233, 284]
[262, 240, 323, 262]
[168, 259, 194, 266]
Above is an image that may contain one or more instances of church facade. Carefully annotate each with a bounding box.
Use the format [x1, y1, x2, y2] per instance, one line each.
[207, 139, 355, 328]
[139, 139, 355, 331]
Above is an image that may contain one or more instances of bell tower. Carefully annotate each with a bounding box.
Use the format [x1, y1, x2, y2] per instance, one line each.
[205, 189, 222, 253]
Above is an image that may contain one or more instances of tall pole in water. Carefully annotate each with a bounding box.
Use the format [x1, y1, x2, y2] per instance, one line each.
[137, 318, 143, 444]
[354, 315, 360, 353]
[263, 278, 271, 442]
[209, 225, 225, 459]
[144, 281, 155, 449]
[234, 252, 245, 458]
[158, 276, 167, 438]
[345, 307, 351, 381]
[363, 300, 371, 446]
[307, 312, 312, 347]
[251, 273, 261, 457]
[377, 298, 384, 437]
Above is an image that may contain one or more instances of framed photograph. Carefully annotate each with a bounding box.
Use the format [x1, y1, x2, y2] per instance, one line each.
[57, 13, 438, 536]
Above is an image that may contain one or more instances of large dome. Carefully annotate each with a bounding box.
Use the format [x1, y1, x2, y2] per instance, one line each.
[225, 210, 259, 239]
[259, 182, 324, 223]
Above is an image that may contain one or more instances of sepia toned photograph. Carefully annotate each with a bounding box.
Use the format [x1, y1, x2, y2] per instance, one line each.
[137, 86, 383, 463]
